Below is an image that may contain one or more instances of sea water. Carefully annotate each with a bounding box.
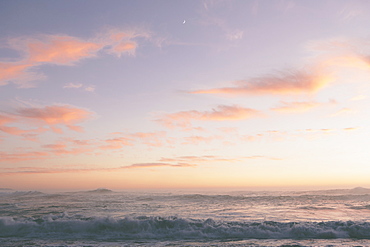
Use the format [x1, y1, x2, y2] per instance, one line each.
[1, 188, 370, 246]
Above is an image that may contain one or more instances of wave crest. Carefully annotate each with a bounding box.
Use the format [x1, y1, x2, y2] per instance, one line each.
[1, 215, 370, 240]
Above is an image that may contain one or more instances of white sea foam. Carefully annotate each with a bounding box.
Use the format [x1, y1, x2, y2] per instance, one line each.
[2, 215, 370, 240]
[2, 188, 370, 245]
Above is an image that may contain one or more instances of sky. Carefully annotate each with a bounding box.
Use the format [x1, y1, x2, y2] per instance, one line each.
[1, 0, 370, 191]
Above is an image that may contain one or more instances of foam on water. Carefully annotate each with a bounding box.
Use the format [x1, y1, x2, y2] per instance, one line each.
[2, 188, 370, 246]
[2, 214, 370, 241]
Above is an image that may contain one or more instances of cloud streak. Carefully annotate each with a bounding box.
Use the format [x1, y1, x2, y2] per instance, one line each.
[0, 104, 94, 137]
[157, 105, 261, 129]
[123, 163, 196, 169]
[191, 68, 333, 95]
[0, 29, 150, 87]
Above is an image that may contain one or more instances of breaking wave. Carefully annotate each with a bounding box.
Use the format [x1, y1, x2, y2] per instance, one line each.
[1, 215, 370, 240]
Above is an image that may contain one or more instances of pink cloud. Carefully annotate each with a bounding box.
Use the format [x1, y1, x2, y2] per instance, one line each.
[0, 151, 49, 162]
[0, 29, 150, 87]
[100, 131, 170, 149]
[43, 142, 92, 155]
[0, 62, 44, 88]
[15, 105, 93, 132]
[111, 41, 137, 56]
[0, 104, 94, 138]
[0, 114, 16, 125]
[26, 36, 103, 65]
[0, 126, 28, 136]
[100, 137, 134, 150]
[99, 29, 150, 57]
[0, 114, 32, 136]
[157, 105, 260, 129]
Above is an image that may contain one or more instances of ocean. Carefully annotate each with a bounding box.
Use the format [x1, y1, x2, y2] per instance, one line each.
[2, 187, 370, 246]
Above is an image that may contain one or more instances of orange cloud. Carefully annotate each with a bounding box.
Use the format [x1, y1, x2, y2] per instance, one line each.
[26, 36, 103, 65]
[157, 105, 260, 129]
[192, 69, 333, 95]
[0, 35, 103, 87]
[343, 127, 358, 131]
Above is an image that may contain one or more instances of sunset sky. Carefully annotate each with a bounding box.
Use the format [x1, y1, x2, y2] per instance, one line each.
[1, 0, 370, 191]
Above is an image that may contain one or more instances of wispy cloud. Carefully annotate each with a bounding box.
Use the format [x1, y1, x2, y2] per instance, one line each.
[191, 36, 370, 97]
[0, 62, 45, 88]
[122, 155, 247, 169]
[0, 165, 122, 175]
[0, 151, 49, 162]
[15, 105, 93, 133]
[100, 137, 134, 150]
[63, 83, 96, 92]
[0, 29, 151, 87]
[99, 131, 169, 150]
[0, 113, 47, 138]
[191, 68, 333, 95]
[200, 0, 244, 42]
[156, 105, 261, 129]
[42, 141, 92, 155]
[100, 28, 151, 57]
[159, 155, 242, 163]
[24, 35, 102, 65]
[123, 163, 196, 169]
[63, 83, 83, 89]
[0, 104, 94, 136]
